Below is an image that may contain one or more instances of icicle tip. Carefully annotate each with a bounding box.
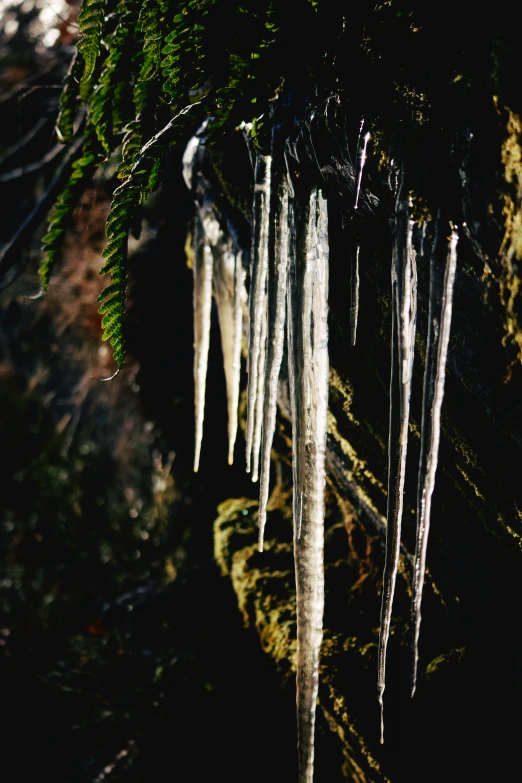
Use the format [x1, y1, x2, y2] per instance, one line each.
[95, 368, 120, 382]
[25, 288, 44, 301]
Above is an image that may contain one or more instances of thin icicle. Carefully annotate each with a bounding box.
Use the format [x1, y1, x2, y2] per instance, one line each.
[229, 250, 246, 465]
[354, 129, 371, 210]
[213, 241, 244, 467]
[193, 212, 214, 472]
[258, 178, 290, 549]
[377, 192, 417, 743]
[292, 189, 329, 783]
[411, 220, 458, 695]
[245, 154, 271, 473]
[350, 244, 360, 346]
[251, 292, 268, 482]
[286, 198, 302, 536]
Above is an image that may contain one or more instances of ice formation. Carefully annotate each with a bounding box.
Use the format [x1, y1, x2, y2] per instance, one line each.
[377, 192, 417, 743]
[192, 213, 213, 473]
[213, 242, 245, 466]
[351, 243, 360, 346]
[258, 168, 290, 549]
[290, 189, 329, 782]
[182, 112, 457, 778]
[245, 155, 271, 476]
[411, 219, 458, 694]
[354, 125, 371, 210]
[183, 128, 246, 471]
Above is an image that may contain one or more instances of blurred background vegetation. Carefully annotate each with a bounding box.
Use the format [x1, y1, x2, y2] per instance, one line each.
[0, 3, 309, 779]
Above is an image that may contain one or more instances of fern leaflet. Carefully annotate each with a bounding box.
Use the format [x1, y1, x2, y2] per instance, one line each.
[89, 0, 141, 156]
[98, 101, 205, 369]
[56, 52, 84, 143]
[77, 0, 107, 87]
[39, 131, 100, 291]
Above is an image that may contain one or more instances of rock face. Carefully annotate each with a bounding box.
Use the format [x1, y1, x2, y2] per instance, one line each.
[201, 13, 522, 779]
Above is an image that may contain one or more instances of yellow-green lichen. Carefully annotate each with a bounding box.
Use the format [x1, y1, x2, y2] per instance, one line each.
[496, 99, 522, 358]
[214, 496, 392, 782]
[214, 497, 297, 674]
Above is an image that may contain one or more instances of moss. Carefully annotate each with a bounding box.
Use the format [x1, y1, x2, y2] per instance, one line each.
[214, 497, 297, 676]
[425, 647, 466, 679]
[213, 493, 399, 782]
[496, 100, 522, 359]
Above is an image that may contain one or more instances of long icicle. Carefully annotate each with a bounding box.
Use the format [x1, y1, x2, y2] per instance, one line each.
[293, 188, 329, 783]
[286, 198, 303, 536]
[411, 219, 458, 695]
[193, 211, 214, 472]
[229, 250, 246, 465]
[350, 244, 360, 346]
[245, 154, 271, 474]
[213, 240, 245, 467]
[258, 172, 290, 548]
[251, 291, 268, 482]
[354, 129, 371, 210]
[377, 192, 417, 743]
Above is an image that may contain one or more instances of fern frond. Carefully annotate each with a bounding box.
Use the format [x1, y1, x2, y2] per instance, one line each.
[77, 0, 107, 86]
[117, 119, 144, 178]
[139, 0, 167, 82]
[131, 0, 169, 114]
[89, 0, 141, 156]
[98, 101, 205, 369]
[120, 0, 169, 177]
[39, 132, 100, 292]
[148, 156, 162, 191]
[161, 4, 212, 106]
[56, 52, 84, 143]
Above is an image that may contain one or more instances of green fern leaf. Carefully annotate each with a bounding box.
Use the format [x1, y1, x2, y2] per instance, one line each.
[77, 0, 107, 85]
[98, 101, 205, 369]
[56, 52, 84, 143]
[39, 132, 100, 292]
[89, 0, 141, 156]
[160, 2, 215, 107]
[118, 119, 144, 178]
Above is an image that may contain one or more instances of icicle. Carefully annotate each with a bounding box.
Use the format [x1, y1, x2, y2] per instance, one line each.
[258, 177, 290, 549]
[213, 240, 245, 467]
[192, 212, 214, 472]
[182, 135, 200, 191]
[292, 189, 329, 783]
[354, 128, 371, 210]
[245, 154, 271, 473]
[377, 192, 417, 743]
[229, 250, 246, 465]
[350, 244, 360, 346]
[411, 220, 458, 695]
[251, 292, 268, 482]
[286, 198, 302, 535]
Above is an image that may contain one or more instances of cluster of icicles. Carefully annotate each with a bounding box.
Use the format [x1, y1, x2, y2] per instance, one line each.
[183, 126, 458, 781]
